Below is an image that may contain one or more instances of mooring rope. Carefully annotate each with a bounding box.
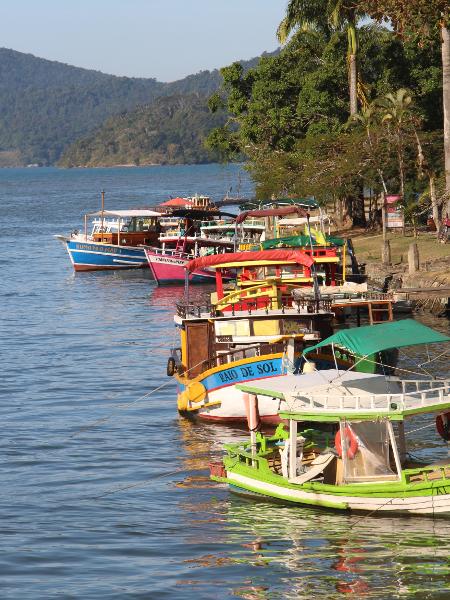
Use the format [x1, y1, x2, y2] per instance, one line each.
[69, 354, 209, 439]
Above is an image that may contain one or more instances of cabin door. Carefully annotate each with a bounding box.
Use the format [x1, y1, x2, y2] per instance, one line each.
[185, 322, 213, 378]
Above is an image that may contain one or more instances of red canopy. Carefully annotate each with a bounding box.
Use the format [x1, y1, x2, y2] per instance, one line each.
[235, 205, 308, 225]
[185, 249, 314, 272]
[159, 197, 193, 207]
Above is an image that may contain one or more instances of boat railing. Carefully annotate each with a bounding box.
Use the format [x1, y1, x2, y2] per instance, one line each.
[291, 380, 450, 413]
[293, 289, 393, 302]
[176, 295, 332, 319]
[181, 344, 263, 376]
[401, 379, 450, 393]
[225, 444, 270, 470]
[215, 344, 261, 365]
[403, 463, 450, 484]
[150, 247, 195, 259]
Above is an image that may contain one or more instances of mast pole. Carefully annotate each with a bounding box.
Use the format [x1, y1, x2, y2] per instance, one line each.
[101, 190, 105, 243]
[306, 213, 321, 310]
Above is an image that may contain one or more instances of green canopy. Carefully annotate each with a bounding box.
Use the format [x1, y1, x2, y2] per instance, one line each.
[261, 234, 345, 250]
[303, 319, 450, 357]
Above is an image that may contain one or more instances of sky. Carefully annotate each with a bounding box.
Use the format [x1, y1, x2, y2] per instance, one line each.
[0, 1, 287, 82]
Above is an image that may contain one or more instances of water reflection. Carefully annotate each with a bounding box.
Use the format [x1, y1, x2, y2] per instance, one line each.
[216, 499, 450, 598]
[172, 308, 450, 599]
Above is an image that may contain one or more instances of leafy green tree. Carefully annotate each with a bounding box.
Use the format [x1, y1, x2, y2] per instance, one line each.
[377, 88, 414, 199]
[277, 0, 364, 115]
[353, 0, 450, 212]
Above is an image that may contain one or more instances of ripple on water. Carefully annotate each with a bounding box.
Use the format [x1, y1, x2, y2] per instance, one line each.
[1, 166, 450, 599]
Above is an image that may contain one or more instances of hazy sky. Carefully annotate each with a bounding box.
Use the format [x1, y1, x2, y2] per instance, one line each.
[0, 1, 287, 81]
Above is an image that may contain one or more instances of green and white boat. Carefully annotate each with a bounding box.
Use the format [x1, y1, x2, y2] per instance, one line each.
[210, 320, 450, 515]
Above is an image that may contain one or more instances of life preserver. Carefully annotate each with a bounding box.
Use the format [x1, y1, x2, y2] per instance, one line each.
[436, 412, 450, 441]
[335, 426, 359, 459]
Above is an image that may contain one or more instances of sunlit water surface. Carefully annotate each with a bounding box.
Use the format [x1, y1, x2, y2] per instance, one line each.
[0, 166, 449, 599]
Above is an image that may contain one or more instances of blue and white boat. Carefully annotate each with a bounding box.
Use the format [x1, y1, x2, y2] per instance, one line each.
[55, 209, 161, 271]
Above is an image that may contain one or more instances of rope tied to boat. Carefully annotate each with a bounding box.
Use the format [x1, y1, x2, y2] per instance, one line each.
[69, 354, 211, 439]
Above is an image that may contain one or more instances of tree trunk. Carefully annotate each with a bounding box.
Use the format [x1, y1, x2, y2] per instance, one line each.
[442, 26, 450, 216]
[349, 53, 358, 116]
[430, 175, 440, 237]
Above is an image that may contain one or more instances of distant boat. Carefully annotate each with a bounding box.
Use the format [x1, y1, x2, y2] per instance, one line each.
[145, 202, 265, 285]
[55, 207, 161, 271]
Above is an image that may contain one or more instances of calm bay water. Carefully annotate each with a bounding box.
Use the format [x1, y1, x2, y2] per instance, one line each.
[0, 165, 449, 599]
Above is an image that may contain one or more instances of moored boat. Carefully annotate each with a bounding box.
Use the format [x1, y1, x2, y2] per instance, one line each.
[55, 206, 161, 271]
[145, 210, 265, 285]
[170, 249, 336, 423]
[210, 320, 450, 515]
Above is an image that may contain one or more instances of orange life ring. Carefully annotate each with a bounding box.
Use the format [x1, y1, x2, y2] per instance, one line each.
[335, 426, 359, 459]
[436, 412, 450, 441]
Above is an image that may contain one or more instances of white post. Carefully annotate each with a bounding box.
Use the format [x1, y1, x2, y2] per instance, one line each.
[387, 420, 402, 479]
[117, 218, 121, 247]
[289, 419, 298, 480]
[243, 392, 259, 461]
[397, 421, 407, 464]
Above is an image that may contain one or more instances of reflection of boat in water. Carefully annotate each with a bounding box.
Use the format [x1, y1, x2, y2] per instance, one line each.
[211, 320, 450, 515]
[220, 498, 450, 598]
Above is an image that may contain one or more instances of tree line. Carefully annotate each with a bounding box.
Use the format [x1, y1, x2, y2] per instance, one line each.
[206, 0, 449, 232]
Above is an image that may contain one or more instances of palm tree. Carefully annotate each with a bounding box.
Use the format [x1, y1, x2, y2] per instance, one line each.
[277, 0, 362, 116]
[377, 89, 413, 200]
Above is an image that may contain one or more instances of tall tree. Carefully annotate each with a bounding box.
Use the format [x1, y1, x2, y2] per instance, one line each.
[277, 0, 362, 116]
[353, 0, 450, 213]
[377, 88, 413, 200]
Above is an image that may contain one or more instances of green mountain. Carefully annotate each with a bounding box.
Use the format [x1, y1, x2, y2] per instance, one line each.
[0, 48, 268, 166]
[58, 94, 227, 167]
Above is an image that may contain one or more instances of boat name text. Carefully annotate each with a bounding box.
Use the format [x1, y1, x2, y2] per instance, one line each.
[218, 361, 277, 383]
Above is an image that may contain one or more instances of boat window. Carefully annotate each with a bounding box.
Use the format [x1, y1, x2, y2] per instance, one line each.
[215, 319, 250, 337]
[342, 419, 399, 483]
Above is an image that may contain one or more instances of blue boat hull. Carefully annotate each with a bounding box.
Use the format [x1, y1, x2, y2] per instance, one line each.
[66, 240, 149, 271]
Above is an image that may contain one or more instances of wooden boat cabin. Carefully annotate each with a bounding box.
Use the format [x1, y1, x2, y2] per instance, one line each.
[88, 209, 162, 247]
[173, 250, 334, 382]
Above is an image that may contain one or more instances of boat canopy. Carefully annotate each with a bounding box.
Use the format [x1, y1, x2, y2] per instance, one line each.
[185, 249, 315, 272]
[88, 209, 161, 218]
[277, 216, 329, 226]
[235, 205, 308, 225]
[260, 234, 345, 250]
[303, 319, 450, 358]
[246, 198, 319, 209]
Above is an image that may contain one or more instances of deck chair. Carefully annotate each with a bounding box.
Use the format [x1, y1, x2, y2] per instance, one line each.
[288, 452, 335, 484]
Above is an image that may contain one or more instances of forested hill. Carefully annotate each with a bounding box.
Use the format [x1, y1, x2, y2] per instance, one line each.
[0, 48, 267, 166]
[58, 94, 227, 167]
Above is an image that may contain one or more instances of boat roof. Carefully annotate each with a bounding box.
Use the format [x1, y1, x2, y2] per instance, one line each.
[166, 208, 223, 219]
[184, 249, 315, 272]
[277, 216, 330, 225]
[245, 198, 319, 209]
[88, 209, 161, 218]
[303, 319, 450, 358]
[261, 234, 344, 250]
[235, 205, 308, 225]
[237, 369, 450, 421]
[158, 197, 193, 207]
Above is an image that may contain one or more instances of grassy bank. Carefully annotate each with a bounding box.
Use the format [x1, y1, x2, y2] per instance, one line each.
[350, 231, 449, 265]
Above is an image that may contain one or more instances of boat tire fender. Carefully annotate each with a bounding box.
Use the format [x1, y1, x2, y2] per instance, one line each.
[436, 412, 450, 441]
[335, 427, 358, 460]
[167, 357, 176, 377]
